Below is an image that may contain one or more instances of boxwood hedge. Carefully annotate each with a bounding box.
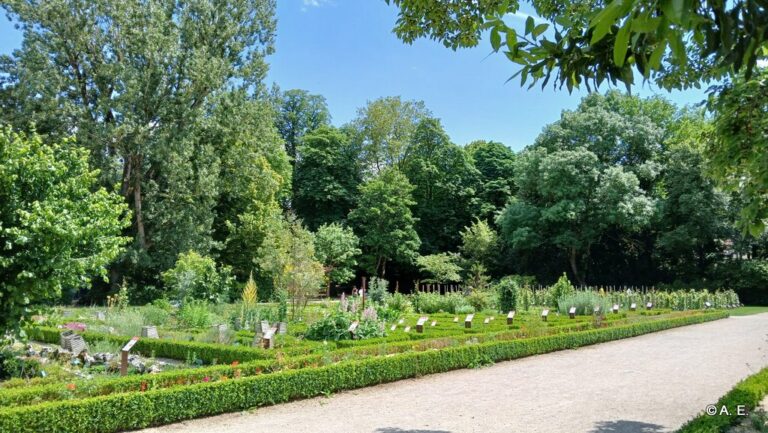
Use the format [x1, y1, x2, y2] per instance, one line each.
[677, 365, 768, 433]
[0, 311, 727, 433]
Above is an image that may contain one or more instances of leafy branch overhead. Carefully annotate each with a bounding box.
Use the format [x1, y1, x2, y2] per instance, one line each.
[386, 0, 768, 91]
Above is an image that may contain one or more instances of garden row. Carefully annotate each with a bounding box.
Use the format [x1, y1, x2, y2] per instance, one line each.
[0, 311, 728, 433]
[4, 310, 702, 408]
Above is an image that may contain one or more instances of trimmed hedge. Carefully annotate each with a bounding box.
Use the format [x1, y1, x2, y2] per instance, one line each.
[677, 366, 768, 433]
[26, 327, 274, 364]
[0, 311, 727, 433]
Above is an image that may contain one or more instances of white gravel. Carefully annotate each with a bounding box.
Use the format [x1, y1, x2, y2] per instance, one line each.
[138, 313, 768, 433]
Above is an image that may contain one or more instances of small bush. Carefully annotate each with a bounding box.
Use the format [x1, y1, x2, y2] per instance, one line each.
[557, 292, 612, 316]
[305, 312, 353, 341]
[385, 293, 413, 314]
[455, 304, 475, 314]
[354, 319, 386, 339]
[466, 290, 495, 312]
[141, 305, 170, 326]
[549, 274, 575, 309]
[367, 277, 389, 304]
[162, 251, 234, 303]
[177, 300, 213, 329]
[0, 349, 40, 380]
[496, 277, 520, 312]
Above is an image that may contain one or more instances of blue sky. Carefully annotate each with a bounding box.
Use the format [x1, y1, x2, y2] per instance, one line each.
[0, 0, 708, 151]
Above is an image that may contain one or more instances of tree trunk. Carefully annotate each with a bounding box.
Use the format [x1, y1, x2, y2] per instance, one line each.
[569, 247, 586, 286]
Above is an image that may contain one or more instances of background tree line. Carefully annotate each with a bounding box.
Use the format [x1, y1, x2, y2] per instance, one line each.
[0, 0, 766, 332]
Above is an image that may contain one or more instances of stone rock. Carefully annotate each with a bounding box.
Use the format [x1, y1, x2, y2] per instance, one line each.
[148, 364, 162, 374]
[25, 344, 36, 357]
[55, 349, 73, 362]
[39, 347, 51, 358]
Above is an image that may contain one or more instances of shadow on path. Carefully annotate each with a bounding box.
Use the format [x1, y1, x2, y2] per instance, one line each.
[590, 420, 667, 433]
[375, 428, 452, 433]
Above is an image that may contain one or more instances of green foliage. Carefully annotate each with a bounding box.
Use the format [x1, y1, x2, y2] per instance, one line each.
[384, 293, 413, 314]
[709, 71, 768, 235]
[274, 89, 331, 161]
[387, 0, 765, 92]
[556, 292, 611, 316]
[496, 277, 520, 313]
[411, 292, 470, 314]
[0, 128, 129, 332]
[466, 140, 516, 221]
[141, 305, 171, 327]
[1, 312, 727, 433]
[257, 217, 324, 319]
[0, 349, 39, 380]
[416, 253, 462, 284]
[460, 219, 499, 269]
[305, 312, 353, 341]
[549, 274, 576, 310]
[498, 142, 653, 284]
[0, 0, 281, 294]
[465, 290, 495, 312]
[678, 366, 768, 433]
[27, 326, 273, 365]
[402, 118, 480, 253]
[350, 96, 429, 173]
[293, 127, 361, 229]
[161, 251, 234, 303]
[349, 168, 421, 276]
[367, 277, 389, 305]
[177, 301, 214, 330]
[314, 223, 361, 291]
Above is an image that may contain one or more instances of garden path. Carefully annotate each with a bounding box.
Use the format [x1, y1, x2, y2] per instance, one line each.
[139, 313, 768, 433]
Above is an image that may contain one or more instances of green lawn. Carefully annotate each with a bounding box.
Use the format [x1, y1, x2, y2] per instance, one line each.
[730, 306, 768, 316]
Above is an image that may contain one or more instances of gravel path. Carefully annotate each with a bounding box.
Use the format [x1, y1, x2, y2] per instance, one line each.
[139, 314, 768, 433]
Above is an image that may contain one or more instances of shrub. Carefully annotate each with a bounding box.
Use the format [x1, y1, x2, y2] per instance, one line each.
[354, 319, 386, 339]
[141, 305, 170, 326]
[556, 292, 612, 315]
[496, 277, 520, 312]
[0, 312, 727, 433]
[104, 309, 146, 337]
[678, 366, 768, 433]
[0, 349, 40, 380]
[411, 291, 471, 314]
[305, 312, 353, 341]
[367, 277, 389, 304]
[385, 293, 413, 314]
[177, 300, 213, 329]
[466, 290, 495, 312]
[162, 251, 234, 303]
[549, 274, 575, 309]
[455, 304, 475, 314]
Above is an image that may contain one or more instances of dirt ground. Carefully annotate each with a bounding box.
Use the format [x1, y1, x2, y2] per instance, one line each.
[138, 313, 768, 433]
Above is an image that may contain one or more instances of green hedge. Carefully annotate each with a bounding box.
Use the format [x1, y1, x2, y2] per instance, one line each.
[26, 327, 274, 364]
[0, 311, 727, 433]
[677, 366, 768, 433]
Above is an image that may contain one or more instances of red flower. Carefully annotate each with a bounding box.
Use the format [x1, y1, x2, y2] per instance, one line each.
[66, 383, 76, 391]
[231, 361, 239, 367]
[202, 376, 210, 382]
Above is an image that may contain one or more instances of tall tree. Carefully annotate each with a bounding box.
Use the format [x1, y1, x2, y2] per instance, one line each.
[708, 71, 768, 235]
[497, 147, 654, 284]
[349, 168, 421, 276]
[293, 126, 362, 230]
[402, 118, 480, 253]
[0, 0, 280, 289]
[655, 146, 729, 281]
[466, 140, 516, 221]
[314, 223, 362, 295]
[350, 96, 429, 174]
[274, 88, 331, 162]
[0, 128, 129, 332]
